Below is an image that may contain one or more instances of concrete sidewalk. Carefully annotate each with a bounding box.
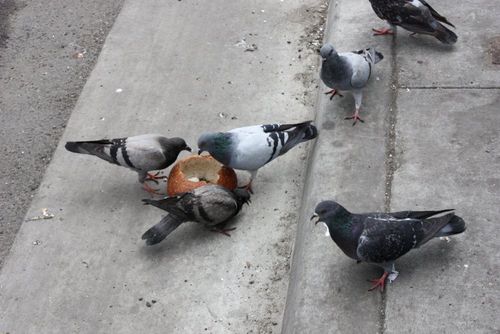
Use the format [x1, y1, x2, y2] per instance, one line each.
[0, 0, 326, 333]
[284, 0, 500, 333]
[1, 0, 499, 333]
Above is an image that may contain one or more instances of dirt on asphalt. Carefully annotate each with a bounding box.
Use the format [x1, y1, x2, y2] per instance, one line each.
[0, 0, 124, 268]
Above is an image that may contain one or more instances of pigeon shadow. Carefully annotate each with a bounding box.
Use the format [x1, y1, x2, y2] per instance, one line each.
[395, 33, 456, 53]
[387, 238, 460, 285]
[318, 257, 382, 326]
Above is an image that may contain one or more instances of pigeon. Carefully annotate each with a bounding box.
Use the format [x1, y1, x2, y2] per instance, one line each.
[320, 44, 383, 125]
[368, 0, 457, 44]
[311, 200, 466, 291]
[197, 121, 318, 192]
[65, 134, 191, 192]
[141, 184, 251, 245]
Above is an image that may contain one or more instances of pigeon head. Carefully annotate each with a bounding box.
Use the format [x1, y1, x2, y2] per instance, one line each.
[162, 137, 191, 153]
[233, 187, 252, 207]
[311, 200, 350, 226]
[320, 43, 337, 59]
[197, 132, 232, 157]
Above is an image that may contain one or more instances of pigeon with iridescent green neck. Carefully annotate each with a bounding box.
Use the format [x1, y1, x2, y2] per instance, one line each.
[197, 121, 318, 192]
[311, 200, 466, 291]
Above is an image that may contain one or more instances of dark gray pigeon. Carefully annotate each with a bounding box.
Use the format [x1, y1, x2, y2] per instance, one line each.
[311, 200, 466, 291]
[141, 184, 251, 245]
[368, 0, 457, 44]
[320, 44, 383, 125]
[65, 134, 191, 192]
[197, 121, 318, 192]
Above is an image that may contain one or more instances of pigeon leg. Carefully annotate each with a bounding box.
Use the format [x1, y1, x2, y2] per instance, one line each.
[324, 89, 344, 100]
[142, 182, 161, 195]
[345, 91, 364, 126]
[372, 27, 394, 35]
[386, 262, 399, 282]
[144, 171, 167, 184]
[209, 226, 236, 237]
[243, 170, 258, 194]
[368, 271, 389, 292]
[243, 182, 254, 194]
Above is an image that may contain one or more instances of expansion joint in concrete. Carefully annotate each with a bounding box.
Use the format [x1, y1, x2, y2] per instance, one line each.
[383, 35, 399, 214]
[399, 86, 500, 90]
[379, 34, 400, 334]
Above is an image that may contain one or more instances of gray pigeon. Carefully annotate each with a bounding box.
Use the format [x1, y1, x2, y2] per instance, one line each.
[65, 134, 191, 192]
[197, 121, 318, 192]
[142, 184, 251, 245]
[311, 200, 466, 291]
[320, 44, 383, 125]
[368, 0, 457, 44]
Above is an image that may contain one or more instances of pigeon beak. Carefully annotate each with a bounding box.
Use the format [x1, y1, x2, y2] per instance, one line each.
[185, 146, 192, 152]
[310, 212, 320, 225]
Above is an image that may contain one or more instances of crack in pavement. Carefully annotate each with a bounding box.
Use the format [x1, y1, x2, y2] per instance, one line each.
[399, 86, 500, 89]
[380, 33, 400, 334]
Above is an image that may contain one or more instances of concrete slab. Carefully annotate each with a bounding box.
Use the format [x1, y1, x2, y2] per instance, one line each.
[0, 0, 325, 333]
[395, 0, 500, 87]
[385, 89, 500, 333]
[282, 0, 395, 332]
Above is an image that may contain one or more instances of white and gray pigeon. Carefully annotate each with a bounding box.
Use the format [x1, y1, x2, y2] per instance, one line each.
[320, 44, 383, 125]
[197, 121, 318, 192]
[65, 134, 191, 192]
[141, 184, 251, 245]
[368, 0, 457, 44]
[311, 200, 466, 291]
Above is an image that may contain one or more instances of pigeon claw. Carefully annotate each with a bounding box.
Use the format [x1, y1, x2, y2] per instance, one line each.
[368, 272, 389, 292]
[243, 182, 254, 194]
[372, 27, 394, 36]
[324, 89, 343, 100]
[210, 227, 236, 237]
[344, 114, 364, 126]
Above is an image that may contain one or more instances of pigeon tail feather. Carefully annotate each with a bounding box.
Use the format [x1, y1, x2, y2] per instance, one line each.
[417, 212, 465, 245]
[374, 51, 384, 64]
[281, 122, 318, 154]
[141, 214, 184, 245]
[65, 140, 112, 155]
[433, 23, 457, 44]
[435, 214, 466, 237]
[142, 196, 188, 219]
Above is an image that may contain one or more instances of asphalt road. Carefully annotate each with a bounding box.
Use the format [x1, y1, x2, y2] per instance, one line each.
[0, 0, 124, 267]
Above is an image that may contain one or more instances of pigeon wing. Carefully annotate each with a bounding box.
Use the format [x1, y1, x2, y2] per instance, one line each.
[191, 185, 239, 225]
[388, 209, 454, 220]
[142, 193, 191, 220]
[228, 125, 285, 170]
[356, 216, 424, 263]
[121, 134, 168, 172]
[343, 52, 371, 89]
[418, 0, 455, 27]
